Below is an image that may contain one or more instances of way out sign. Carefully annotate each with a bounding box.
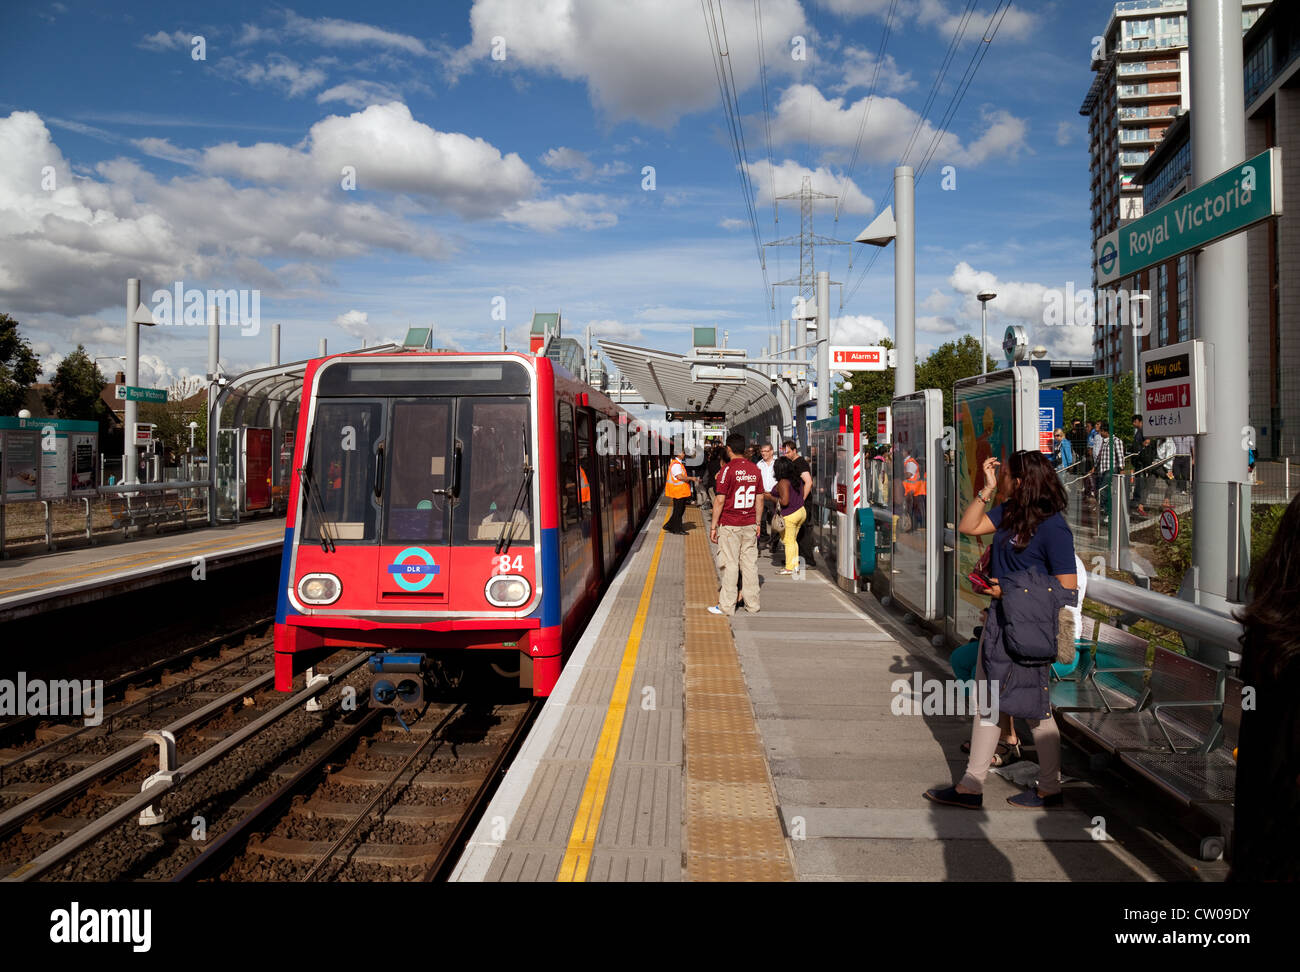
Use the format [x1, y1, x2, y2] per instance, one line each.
[1141, 340, 1206, 436]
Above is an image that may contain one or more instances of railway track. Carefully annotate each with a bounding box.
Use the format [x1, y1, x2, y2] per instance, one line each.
[175, 698, 539, 882]
[0, 632, 537, 882]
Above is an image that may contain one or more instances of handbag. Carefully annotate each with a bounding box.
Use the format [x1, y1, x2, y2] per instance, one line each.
[968, 545, 993, 595]
[771, 511, 785, 534]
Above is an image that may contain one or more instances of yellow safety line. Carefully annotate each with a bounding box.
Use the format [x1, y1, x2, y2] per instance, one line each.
[556, 527, 666, 882]
[0, 527, 284, 596]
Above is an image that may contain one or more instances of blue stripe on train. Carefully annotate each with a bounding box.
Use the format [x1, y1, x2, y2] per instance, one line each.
[530, 526, 561, 628]
[275, 527, 298, 623]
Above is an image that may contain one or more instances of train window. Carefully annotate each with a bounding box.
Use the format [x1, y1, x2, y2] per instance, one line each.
[576, 410, 594, 521]
[303, 400, 383, 542]
[319, 359, 531, 397]
[558, 403, 580, 529]
[384, 399, 452, 543]
[457, 398, 534, 544]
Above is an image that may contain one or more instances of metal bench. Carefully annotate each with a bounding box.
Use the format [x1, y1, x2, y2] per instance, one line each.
[1053, 620, 1149, 712]
[1049, 615, 1099, 710]
[1061, 646, 1222, 755]
[108, 490, 202, 536]
[1117, 675, 1241, 860]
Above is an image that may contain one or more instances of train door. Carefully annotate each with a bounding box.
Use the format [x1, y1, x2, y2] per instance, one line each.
[576, 409, 604, 580]
[557, 401, 594, 607]
[376, 398, 455, 604]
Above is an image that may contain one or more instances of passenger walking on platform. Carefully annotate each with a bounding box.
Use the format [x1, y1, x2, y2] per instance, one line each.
[708, 433, 762, 617]
[1230, 490, 1300, 881]
[1092, 422, 1123, 525]
[925, 450, 1078, 810]
[756, 443, 777, 546]
[767, 456, 806, 575]
[663, 449, 696, 534]
[782, 440, 816, 568]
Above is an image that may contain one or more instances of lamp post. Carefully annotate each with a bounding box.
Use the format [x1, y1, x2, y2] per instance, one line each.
[1077, 400, 1087, 430]
[1128, 292, 1151, 414]
[977, 291, 997, 374]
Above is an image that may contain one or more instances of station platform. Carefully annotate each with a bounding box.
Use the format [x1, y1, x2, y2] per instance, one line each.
[0, 519, 285, 622]
[455, 496, 1183, 882]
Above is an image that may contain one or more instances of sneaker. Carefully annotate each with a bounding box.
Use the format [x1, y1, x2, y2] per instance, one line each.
[706, 605, 725, 616]
[778, 569, 794, 576]
[1006, 789, 1063, 809]
[923, 785, 982, 810]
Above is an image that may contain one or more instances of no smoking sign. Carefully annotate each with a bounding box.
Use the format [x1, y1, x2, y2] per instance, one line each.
[1159, 509, 1179, 543]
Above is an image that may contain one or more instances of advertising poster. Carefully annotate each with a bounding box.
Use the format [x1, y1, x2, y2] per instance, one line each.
[3, 430, 39, 501]
[40, 432, 70, 500]
[953, 373, 1018, 639]
[71, 433, 96, 492]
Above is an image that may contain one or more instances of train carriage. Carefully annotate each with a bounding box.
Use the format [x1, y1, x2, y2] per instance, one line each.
[273, 350, 667, 699]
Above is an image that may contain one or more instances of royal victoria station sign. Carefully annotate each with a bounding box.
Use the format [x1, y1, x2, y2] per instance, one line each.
[1095, 148, 1282, 286]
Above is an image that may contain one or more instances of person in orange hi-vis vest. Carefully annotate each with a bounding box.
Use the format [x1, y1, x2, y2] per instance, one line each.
[663, 449, 695, 534]
[903, 450, 926, 529]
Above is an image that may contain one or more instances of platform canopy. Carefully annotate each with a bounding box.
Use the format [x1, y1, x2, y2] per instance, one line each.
[596, 340, 785, 427]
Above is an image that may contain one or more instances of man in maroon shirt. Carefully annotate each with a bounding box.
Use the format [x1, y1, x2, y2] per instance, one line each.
[708, 433, 762, 616]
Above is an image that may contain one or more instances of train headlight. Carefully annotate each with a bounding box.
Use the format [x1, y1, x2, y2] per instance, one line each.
[298, 573, 342, 605]
[485, 575, 531, 607]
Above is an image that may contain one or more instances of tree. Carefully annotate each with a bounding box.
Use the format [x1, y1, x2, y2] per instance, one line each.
[0, 313, 40, 416]
[140, 377, 207, 454]
[916, 335, 996, 422]
[44, 345, 109, 422]
[1061, 373, 1135, 435]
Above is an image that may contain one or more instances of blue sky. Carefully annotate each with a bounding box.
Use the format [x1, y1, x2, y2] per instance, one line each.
[0, 0, 1111, 388]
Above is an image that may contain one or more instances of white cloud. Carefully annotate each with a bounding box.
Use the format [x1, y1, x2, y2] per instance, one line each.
[718, 217, 747, 230]
[333, 309, 374, 338]
[947, 260, 1093, 360]
[1055, 120, 1075, 147]
[0, 110, 451, 318]
[769, 83, 1028, 167]
[743, 158, 874, 216]
[584, 318, 645, 343]
[921, 288, 955, 314]
[635, 306, 744, 322]
[915, 0, 1037, 43]
[216, 54, 328, 97]
[834, 46, 915, 96]
[200, 102, 538, 218]
[831, 314, 890, 345]
[917, 315, 963, 335]
[501, 192, 620, 231]
[458, 0, 809, 127]
[317, 80, 404, 108]
[539, 146, 629, 182]
[815, 0, 894, 17]
[257, 10, 434, 56]
[134, 137, 200, 166]
[138, 30, 193, 51]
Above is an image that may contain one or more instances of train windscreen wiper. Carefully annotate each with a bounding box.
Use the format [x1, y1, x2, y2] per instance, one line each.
[495, 458, 532, 556]
[297, 466, 336, 553]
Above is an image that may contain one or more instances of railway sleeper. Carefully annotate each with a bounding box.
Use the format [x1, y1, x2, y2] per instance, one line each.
[290, 799, 464, 825]
[248, 835, 443, 864]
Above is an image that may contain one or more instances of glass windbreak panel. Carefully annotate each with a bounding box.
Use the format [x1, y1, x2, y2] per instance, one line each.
[303, 400, 382, 543]
[384, 399, 453, 543]
[458, 398, 533, 545]
[216, 428, 239, 521]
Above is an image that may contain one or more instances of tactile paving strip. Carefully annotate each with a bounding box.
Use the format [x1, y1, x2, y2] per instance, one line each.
[682, 506, 795, 881]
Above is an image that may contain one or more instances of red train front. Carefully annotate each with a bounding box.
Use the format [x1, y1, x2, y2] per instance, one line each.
[273, 350, 664, 701]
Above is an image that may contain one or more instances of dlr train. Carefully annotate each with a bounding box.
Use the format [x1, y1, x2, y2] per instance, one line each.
[273, 350, 669, 701]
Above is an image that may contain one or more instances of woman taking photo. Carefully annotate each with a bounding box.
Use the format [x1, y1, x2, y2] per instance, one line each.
[768, 456, 806, 576]
[925, 450, 1079, 810]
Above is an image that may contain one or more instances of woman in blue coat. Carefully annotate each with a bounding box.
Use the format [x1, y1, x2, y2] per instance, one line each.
[926, 450, 1079, 810]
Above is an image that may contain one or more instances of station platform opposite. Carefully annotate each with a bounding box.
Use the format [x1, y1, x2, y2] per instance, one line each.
[0, 519, 285, 622]
[456, 493, 1190, 882]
